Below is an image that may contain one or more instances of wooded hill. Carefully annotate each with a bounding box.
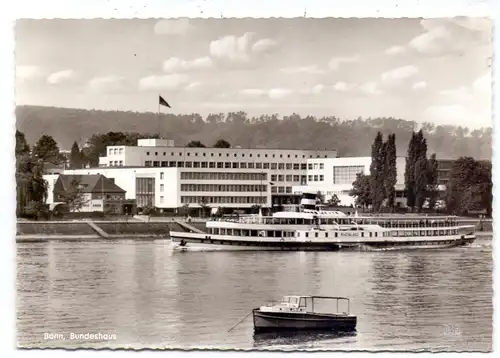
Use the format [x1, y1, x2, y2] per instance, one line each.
[15, 105, 492, 160]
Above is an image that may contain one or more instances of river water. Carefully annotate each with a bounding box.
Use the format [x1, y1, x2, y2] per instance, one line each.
[16, 237, 492, 351]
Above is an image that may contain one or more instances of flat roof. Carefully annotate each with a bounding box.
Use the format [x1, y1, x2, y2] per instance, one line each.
[108, 145, 337, 152]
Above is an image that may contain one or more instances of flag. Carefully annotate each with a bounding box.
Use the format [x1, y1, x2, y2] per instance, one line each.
[159, 95, 171, 108]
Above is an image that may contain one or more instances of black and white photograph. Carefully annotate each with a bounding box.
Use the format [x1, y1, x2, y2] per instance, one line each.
[14, 12, 492, 352]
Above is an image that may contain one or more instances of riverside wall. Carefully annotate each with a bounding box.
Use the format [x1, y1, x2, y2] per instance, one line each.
[15, 217, 492, 242]
[16, 219, 207, 242]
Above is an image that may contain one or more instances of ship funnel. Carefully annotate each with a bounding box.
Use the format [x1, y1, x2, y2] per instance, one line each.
[300, 192, 318, 210]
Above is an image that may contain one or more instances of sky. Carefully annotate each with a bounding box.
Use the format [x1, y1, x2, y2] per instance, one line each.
[15, 17, 492, 128]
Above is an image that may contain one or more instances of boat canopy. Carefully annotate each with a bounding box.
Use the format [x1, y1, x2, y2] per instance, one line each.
[279, 295, 351, 315]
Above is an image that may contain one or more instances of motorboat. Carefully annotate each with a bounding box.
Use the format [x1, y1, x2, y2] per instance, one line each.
[252, 295, 357, 333]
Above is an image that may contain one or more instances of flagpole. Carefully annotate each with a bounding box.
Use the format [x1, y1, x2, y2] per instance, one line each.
[158, 93, 161, 138]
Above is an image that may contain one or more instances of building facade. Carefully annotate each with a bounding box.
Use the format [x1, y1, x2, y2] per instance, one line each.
[48, 174, 134, 214]
[293, 156, 452, 207]
[45, 138, 338, 211]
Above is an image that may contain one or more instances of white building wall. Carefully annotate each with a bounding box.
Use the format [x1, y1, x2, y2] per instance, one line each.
[63, 167, 180, 208]
[293, 156, 408, 207]
[99, 143, 337, 169]
[67, 140, 342, 210]
[137, 138, 175, 147]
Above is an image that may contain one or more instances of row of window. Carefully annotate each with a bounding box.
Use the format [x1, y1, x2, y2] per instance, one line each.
[181, 184, 267, 192]
[333, 165, 365, 185]
[144, 151, 330, 159]
[207, 228, 459, 238]
[108, 148, 124, 155]
[271, 186, 293, 194]
[308, 174, 325, 182]
[144, 161, 309, 170]
[180, 172, 268, 181]
[109, 161, 124, 166]
[180, 196, 268, 204]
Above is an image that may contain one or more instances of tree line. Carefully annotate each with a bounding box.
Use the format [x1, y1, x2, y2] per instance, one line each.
[16, 116, 492, 217]
[349, 130, 492, 216]
[16, 105, 492, 160]
[16, 130, 50, 217]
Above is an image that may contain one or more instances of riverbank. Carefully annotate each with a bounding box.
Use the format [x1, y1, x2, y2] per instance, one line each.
[16, 218, 207, 242]
[15, 216, 492, 242]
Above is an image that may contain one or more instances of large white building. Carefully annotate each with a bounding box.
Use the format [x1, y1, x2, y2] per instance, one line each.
[44, 138, 453, 211]
[292, 156, 408, 207]
[44, 138, 338, 211]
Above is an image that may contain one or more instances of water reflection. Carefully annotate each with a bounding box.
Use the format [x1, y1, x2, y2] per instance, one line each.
[253, 330, 358, 350]
[16, 238, 493, 351]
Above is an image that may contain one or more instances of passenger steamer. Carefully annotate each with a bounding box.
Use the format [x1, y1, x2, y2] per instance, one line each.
[169, 194, 476, 251]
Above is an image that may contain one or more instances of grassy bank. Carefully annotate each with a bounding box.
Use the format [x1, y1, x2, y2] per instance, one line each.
[16, 220, 207, 241]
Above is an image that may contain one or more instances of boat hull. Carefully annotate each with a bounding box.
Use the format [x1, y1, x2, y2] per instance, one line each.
[252, 309, 357, 333]
[170, 231, 476, 251]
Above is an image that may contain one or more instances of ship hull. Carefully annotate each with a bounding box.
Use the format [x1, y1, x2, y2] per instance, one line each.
[252, 309, 357, 333]
[170, 231, 476, 251]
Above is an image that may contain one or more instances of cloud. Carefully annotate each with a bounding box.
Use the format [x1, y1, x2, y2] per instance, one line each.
[184, 82, 202, 92]
[154, 18, 192, 35]
[279, 65, 325, 75]
[47, 69, 76, 85]
[439, 73, 491, 103]
[268, 88, 293, 100]
[328, 55, 360, 70]
[472, 72, 491, 96]
[408, 18, 491, 57]
[88, 75, 125, 92]
[16, 65, 43, 81]
[439, 86, 473, 101]
[412, 81, 428, 90]
[251, 38, 278, 53]
[138, 73, 189, 91]
[333, 81, 356, 92]
[359, 82, 382, 95]
[162, 57, 213, 73]
[423, 70, 491, 127]
[208, 33, 277, 66]
[381, 65, 419, 86]
[239, 88, 294, 99]
[310, 84, 325, 95]
[385, 46, 405, 55]
[239, 89, 266, 97]
[422, 104, 478, 126]
[209, 32, 255, 63]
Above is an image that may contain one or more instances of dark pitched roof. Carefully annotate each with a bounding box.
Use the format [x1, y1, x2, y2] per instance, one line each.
[56, 174, 126, 194]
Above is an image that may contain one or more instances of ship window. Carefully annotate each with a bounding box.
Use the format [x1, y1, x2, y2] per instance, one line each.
[335, 232, 338, 238]
[370, 232, 373, 237]
[305, 233, 309, 238]
[325, 233, 328, 238]
[361, 232, 364, 237]
[315, 232, 318, 238]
